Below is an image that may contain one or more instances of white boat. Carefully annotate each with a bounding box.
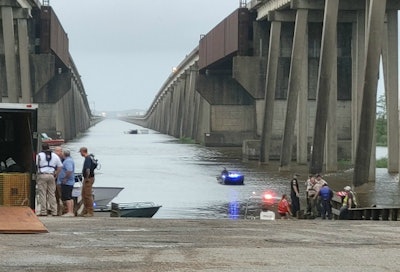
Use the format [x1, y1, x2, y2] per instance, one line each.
[73, 174, 124, 211]
[92, 187, 124, 211]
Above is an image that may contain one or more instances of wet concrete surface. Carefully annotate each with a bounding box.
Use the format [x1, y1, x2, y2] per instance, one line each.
[1, 216, 400, 272]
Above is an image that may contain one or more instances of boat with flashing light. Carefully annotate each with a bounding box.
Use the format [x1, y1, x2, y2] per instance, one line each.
[244, 191, 280, 220]
[216, 168, 244, 185]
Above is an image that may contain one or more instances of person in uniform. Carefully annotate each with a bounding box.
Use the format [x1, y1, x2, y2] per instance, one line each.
[290, 174, 300, 218]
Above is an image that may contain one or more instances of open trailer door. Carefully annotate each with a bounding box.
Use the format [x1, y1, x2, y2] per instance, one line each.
[0, 103, 39, 209]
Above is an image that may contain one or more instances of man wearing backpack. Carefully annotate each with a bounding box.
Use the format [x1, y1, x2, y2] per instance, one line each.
[79, 147, 95, 217]
[36, 143, 63, 216]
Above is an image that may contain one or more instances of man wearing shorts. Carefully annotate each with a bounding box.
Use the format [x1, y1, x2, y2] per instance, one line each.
[57, 149, 75, 216]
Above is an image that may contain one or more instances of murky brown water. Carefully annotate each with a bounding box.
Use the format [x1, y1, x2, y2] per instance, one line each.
[62, 119, 399, 219]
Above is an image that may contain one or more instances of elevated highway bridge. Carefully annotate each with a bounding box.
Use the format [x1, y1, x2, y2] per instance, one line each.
[123, 0, 400, 187]
[0, 0, 94, 141]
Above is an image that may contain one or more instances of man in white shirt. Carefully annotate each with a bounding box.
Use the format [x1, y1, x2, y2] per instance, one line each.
[36, 143, 63, 216]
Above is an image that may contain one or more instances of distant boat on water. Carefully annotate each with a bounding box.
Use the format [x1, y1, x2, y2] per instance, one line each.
[127, 129, 138, 134]
[125, 129, 149, 135]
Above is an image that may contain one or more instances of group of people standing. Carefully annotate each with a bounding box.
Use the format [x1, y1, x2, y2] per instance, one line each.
[304, 174, 333, 219]
[278, 173, 356, 220]
[36, 143, 96, 217]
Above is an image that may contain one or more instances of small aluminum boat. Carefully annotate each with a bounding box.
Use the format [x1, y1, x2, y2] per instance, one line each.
[110, 202, 162, 218]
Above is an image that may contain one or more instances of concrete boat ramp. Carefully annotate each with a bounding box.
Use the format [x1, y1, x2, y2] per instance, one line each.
[1, 217, 400, 271]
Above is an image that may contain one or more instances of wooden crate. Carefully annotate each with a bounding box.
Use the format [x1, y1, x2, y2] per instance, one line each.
[0, 173, 30, 206]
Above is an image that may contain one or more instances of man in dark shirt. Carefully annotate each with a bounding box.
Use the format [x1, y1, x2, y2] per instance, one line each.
[290, 174, 300, 218]
[79, 147, 95, 217]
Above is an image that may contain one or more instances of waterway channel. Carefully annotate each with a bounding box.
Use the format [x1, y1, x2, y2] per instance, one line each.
[63, 118, 399, 219]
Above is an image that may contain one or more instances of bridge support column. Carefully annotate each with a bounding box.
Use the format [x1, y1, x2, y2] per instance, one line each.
[325, 39, 337, 173]
[164, 90, 172, 135]
[17, 18, 31, 103]
[280, 9, 308, 171]
[260, 21, 281, 164]
[182, 68, 196, 139]
[297, 21, 309, 165]
[309, 0, 339, 174]
[2, 6, 18, 102]
[352, 10, 366, 165]
[354, 0, 387, 186]
[382, 10, 399, 173]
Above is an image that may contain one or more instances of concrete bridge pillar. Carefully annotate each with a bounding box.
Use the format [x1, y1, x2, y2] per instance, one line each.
[1, 5, 31, 103]
[309, 0, 339, 174]
[2, 6, 17, 102]
[352, 10, 366, 165]
[163, 90, 172, 134]
[280, 9, 308, 171]
[260, 21, 281, 164]
[171, 80, 183, 138]
[354, 0, 387, 186]
[325, 37, 338, 173]
[176, 76, 186, 138]
[297, 20, 309, 166]
[17, 18, 31, 103]
[382, 10, 399, 173]
[183, 65, 198, 139]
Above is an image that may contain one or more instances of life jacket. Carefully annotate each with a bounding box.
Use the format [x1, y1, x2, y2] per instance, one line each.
[343, 191, 357, 208]
[39, 150, 56, 169]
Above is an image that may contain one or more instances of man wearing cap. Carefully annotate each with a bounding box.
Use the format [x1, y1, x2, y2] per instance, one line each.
[79, 147, 95, 217]
[36, 143, 63, 216]
[290, 174, 300, 218]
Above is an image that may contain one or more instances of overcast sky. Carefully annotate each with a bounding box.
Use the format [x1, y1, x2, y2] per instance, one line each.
[49, 0, 240, 112]
[48, 2, 398, 112]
